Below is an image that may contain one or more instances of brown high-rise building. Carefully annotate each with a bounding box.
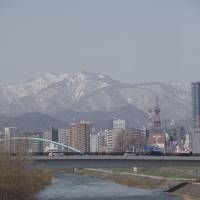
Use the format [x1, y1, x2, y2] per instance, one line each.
[70, 121, 91, 153]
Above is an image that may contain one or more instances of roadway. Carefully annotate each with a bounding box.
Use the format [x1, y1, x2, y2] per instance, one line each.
[29, 155, 200, 169]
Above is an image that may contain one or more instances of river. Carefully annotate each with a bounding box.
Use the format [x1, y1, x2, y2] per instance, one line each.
[37, 173, 181, 200]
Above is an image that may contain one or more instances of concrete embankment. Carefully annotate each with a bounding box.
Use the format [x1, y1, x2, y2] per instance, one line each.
[75, 168, 200, 200]
[172, 182, 200, 200]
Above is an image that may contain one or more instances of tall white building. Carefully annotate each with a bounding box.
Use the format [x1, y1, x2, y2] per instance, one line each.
[191, 128, 200, 153]
[97, 130, 106, 152]
[112, 118, 126, 130]
[105, 129, 113, 152]
[4, 127, 17, 153]
[105, 129, 123, 152]
[58, 128, 71, 146]
[184, 134, 190, 149]
[90, 134, 97, 153]
[112, 128, 124, 152]
[90, 130, 107, 153]
[191, 82, 200, 153]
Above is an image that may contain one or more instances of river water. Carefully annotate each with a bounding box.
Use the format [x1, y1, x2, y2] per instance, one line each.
[37, 174, 181, 200]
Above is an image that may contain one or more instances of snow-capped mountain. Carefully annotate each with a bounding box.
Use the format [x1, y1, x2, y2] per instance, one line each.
[0, 71, 191, 120]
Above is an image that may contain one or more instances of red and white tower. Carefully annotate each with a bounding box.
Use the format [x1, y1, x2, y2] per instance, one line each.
[153, 96, 161, 131]
[147, 108, 153, 130]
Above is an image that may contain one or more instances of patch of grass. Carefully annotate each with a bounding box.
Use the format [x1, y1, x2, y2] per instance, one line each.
[106, 167, 200, 179]
[0, 147, 51, 200]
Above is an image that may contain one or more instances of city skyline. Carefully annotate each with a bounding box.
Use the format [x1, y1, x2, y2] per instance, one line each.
[1, 1, 200, 199]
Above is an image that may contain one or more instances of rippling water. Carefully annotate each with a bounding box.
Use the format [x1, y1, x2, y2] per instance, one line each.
[37, 174, 181, 200]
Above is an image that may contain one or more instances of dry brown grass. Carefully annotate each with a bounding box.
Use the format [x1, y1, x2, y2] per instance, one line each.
[77, 169, 165, 189]
[0, 144, 51, 200]
[180, 195, 200, 200]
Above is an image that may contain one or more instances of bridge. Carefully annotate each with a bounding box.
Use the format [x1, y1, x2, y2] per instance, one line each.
[2, 137, 200, 169]
[0, 137, 82, 154]
[29, 155, 200, 169]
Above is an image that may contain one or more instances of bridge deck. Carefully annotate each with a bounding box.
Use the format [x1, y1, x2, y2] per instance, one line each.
[28, 155, 200, 169]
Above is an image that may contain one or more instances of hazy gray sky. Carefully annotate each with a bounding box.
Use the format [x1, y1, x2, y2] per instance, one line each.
[0, 0, 200, 84]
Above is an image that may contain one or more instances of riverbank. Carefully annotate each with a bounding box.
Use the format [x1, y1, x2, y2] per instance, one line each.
[75, 168, 200, 200]
[173, 182, 200, 200]
[37, 173, 179, 200]
[0, 151, 52, 200]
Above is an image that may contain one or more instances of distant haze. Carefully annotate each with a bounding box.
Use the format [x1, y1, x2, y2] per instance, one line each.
[0, 0, 200, 84]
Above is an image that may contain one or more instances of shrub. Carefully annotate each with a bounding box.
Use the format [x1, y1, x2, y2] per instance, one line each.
[0, 144, 51, 200]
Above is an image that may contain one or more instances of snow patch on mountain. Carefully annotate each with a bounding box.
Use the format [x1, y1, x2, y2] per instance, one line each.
[0, 71, 192, 120]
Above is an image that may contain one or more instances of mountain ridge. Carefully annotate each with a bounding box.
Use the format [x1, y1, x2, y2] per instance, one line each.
[0, 112, 66, 132]
[0, 71, 191, 120]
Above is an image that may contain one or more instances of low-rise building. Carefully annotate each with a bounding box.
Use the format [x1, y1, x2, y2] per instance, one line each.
[148, 132, 167, 153]
[21, 132, 44, 153]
